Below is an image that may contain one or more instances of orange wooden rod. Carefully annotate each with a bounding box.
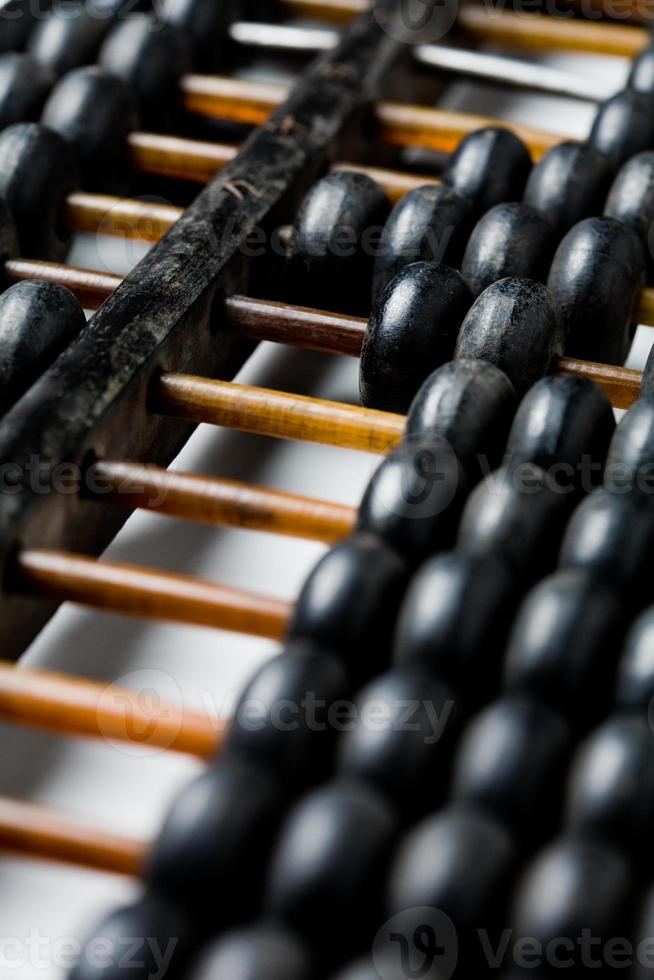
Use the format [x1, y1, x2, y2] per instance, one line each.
[90, 459, 355, 543]
[14, 550, 291, 640]
[153, 373, 406, 453]
[279, 0, 651, 54]
[180, 75, 566, 161]
[0, 796, 146, 876]
[0, 662, 222, 760]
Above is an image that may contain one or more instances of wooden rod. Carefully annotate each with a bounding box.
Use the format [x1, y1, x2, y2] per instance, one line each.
[14, 551, 291, 640]
[127, 131, 237, 184]
[66, 192, 182, 243]
[3, 259, 121, 308]
[153, 373, 406, 453]
[278, 0, 650, 55]
[0, 797, 146, 876]
[180, 75, 570, 160]
[0, 662, 221, 759]
[89, 459, 356, 543]
[557, 356, 643, 409]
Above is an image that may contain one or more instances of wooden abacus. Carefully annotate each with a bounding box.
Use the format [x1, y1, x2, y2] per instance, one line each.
[3, 0, 654, 977]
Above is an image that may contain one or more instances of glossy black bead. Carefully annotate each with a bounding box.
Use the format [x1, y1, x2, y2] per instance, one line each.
[222, 643, 349, 791]
[42, 66, 139, 193]
[442, 127, 531, 218]
[372, 184, 471, 302]
[523, 141, 613, 237]
[287, 171, 390, 316]
[0, 53, 54, 130]
[0, 281, 86, 414]
[144, 759, 284, 933]
[451, 696, 571, 840]
[356, 435, 467, 567]
[505, 374, 615, 493]
[605, 395, 654, 493]
[394, 551, 516, 698]
[70, 898, 190, 980]
[185, 927, 313, 980]
[615, 606, 654, 713]
[0, 123, 78, 260]
[28, 2, 114, 77]
[628, 44, 654, 95]
[504, 570, 622, 728]
[286, 533, 408, 685]
[0, 0, 38, 53]
[457, 463, 569, 584]
[454, 278, 564, 397]
[558, 487, 654, 604]
[589, 88, 654, 168]
[337, 666, 457, 817]
[643, 343, 654, 396]
[565, 716, 654, 863]
[388, 805, 515, 942]
[405, 359, 517, 482]
[99, 15, 191, 128]
[511, 837, 631, 973]
[461, 202, 555, 298]
[159, 0, 230, 69]
[0, 194, 17, 268]
[264, 781, 397, 961]
[547, 216, 644, 363]
[604, 151, 654, 281]
[360, 261, 472, 413]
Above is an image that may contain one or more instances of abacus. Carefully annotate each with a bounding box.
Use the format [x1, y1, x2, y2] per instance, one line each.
[3, 0, 654, 976]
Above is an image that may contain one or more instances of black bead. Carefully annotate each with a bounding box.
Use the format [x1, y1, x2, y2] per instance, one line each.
[356, 435, 467, 567]
[523, 141, 613, 238]
[451, 696, 571, 840]
[393, 551, 516, 698]
[628, 44, 654, 96]
[605, 395, 654, 493]
[547, 216, 645, 364]
[185, 927, 313, 980]
[604, 151, 654, 281]
[510, 837, 631, 972]
[457, 462, 570, 584]
[643, 343, 654, 396]
[588, 88, 654, 169]
[287, 171, 390, 316]
[42, 66, 139, 193]
[442, 127, 532, 218]
[387, 805, 515, 943]
[360, 261, 472, 413]
[70, 898, 190, 980]
[565, 715, 654, 863]
[286, 533, 408, 685]
[337, 665, 457, 817]
[99, 15, 191, 128]
[454, 278, 564, 397]
[158, 0, 231, 69]
[615, 606, 654, 713]
[558, 487, 654, 604]
[144, 759, 284, 933]
[0, 0, 38, 54]
[0, 193, 16, 268]
[28, 2, 114, 77]
[505, 374, 615, 493]
[405, 358, 517, 483]
[372, 184, 471, 302]
[0, 281, 86, 414]
[0, 53, 54, 130]
[264, 781, 398, 961]
[0, 123, 78, 260]
[222, 643, 349, 792]
[461, 202, 555, 298]
[503, 570, 623, 729]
